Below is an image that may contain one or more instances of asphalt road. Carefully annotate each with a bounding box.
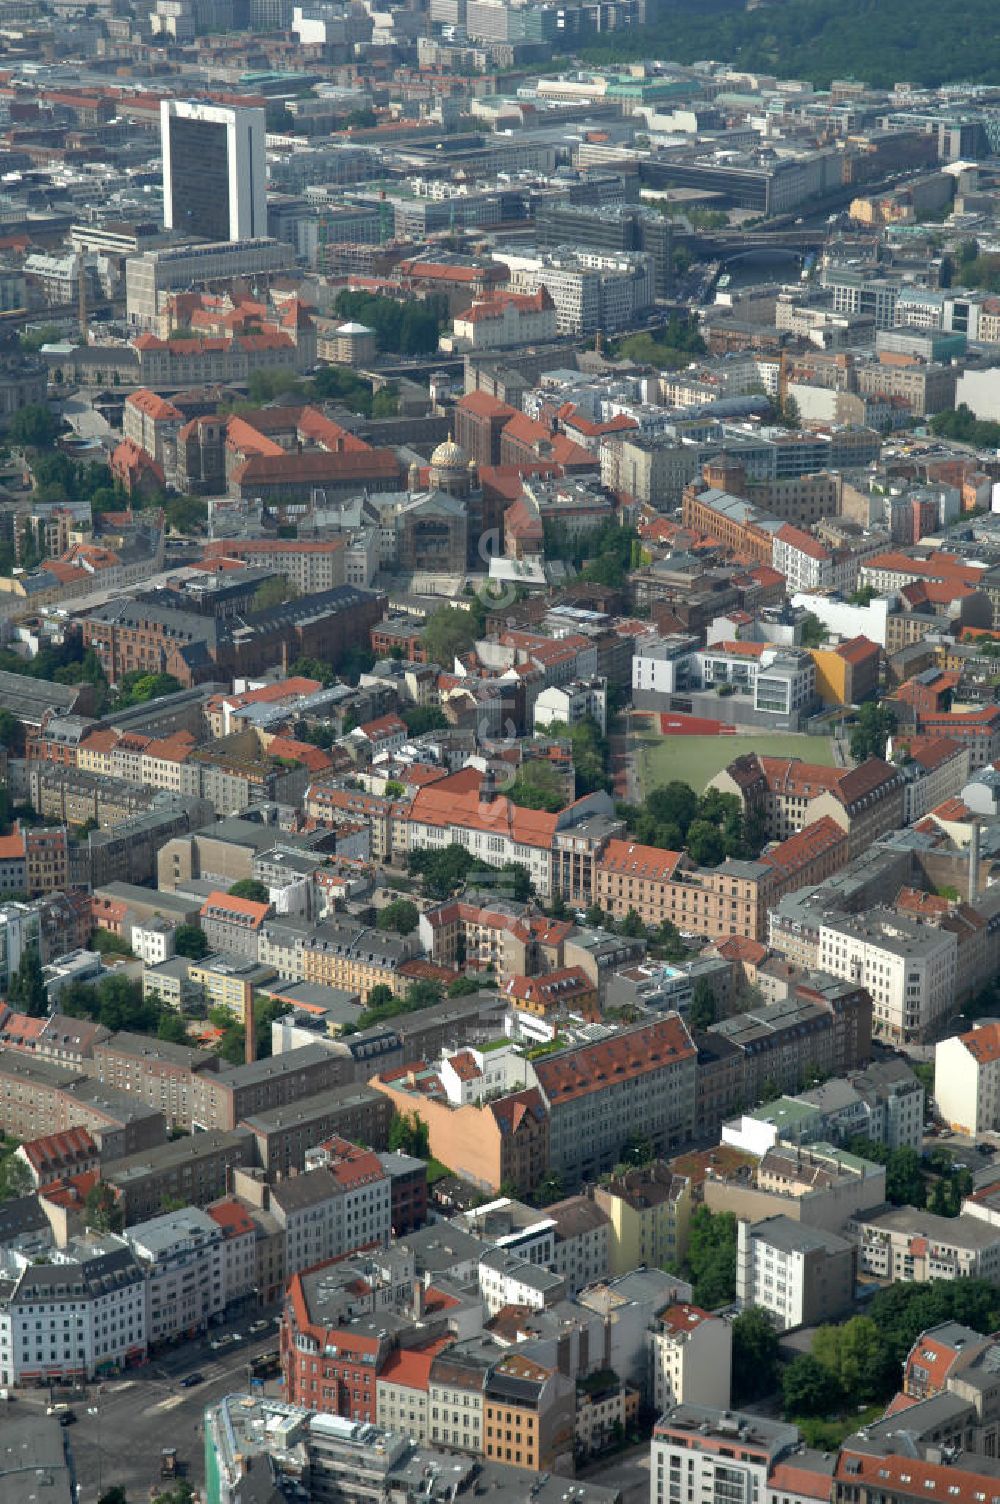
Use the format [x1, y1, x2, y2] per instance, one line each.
[578, 1440, 651, 1504]
[12, 1318, 283, 1504]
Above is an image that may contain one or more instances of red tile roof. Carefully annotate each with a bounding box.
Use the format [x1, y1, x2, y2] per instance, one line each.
[759, 815, 847, 880]
[231, 450, 401, 486]
[458, 391, 517, 420]
[206, 1198, 256, 1240]
[534, 1016, 694, 1106]
[597, 839, 683, 882]
[200, 890, 269, 926]
[408, 768, 560, 849]
[378, 1337, 453, 1390]
[20, 1127, 97, 1178]
[775, 523, 831, 561]
[767, 1461, 832, 1502]
[834, 1449, 995, 1504]
[959, 1021, 1000, 1064]
[126, 388, 182, 421]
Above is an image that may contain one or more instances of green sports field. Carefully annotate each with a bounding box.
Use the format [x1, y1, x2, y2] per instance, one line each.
[636, 729, 839, 796]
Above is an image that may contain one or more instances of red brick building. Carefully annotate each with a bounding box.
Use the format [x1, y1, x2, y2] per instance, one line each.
[455, 391, 518, 469]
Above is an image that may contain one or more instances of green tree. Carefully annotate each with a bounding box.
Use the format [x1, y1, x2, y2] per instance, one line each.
[252, 575, 300, 610]
[388, 1110, 430, 1158]
[372, 386, 399, 419]
[84, 1181, 123, 1234]
[584, 903, 607, 928]
[115, 671, 183, 708]
[310, 365, 376, 415]
[447, 975, 482, 997]
[850, 701, 897, 762]
[868, 1279, 1000, 1378]
[227, 879, 269, 904]
[247, 368, 304, 404]
[422, 606, 480, 668]
[534, 1170, 564, 1205]
[8, 944, 47, 1016]
[0, 1153, 32, 1202]
[405, 979, 444, 1010]
[731, 1307, 779, 1404]
[157, 1012, 190, 1045]
[377, 899, 419, 935]
[885, 1146, 927, 1208]
[98, 1489, 130, 1504]
[174, 924, 208, 960]
[811, 1316, 892, 1403]
[618, 908, 647, 938]
[164, 495, 208, 534]
[541, 718, 610, 796]
[509, 759, 567, 813]
[652, 919, 688, 961]
[799, 613, 828, 648]
[0, 708, 23, 753]
[675, 1205, 738, 1308]
[688, 978, 717, 1031]
[401, 705, 448, 736]
[288, 655, 335, 687]
[151, 1483, 196, 1504]
[685, 819, 726, 868]
[11, 403, 58, 449]
[621, 1132, 654, 1167]
[782, 1353, 842, 1418]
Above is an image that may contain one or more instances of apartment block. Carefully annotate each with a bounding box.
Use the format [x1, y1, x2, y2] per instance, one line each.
[851, 1205, 1000, 1283]
[102, 1128, 257, 1224]
[934, 1022, 1000, 1136]
[190, 1043, 350, 1132]
[711, 753, 905, 858]
[482, 1354, 575, 1473]
[92, 1032, 220, 1130]
[0, 1238, 147, 1386]
[0, 1052, 166, 1159]
[735, 1215, 856, 1331]
[710, 977, 873, 1111]
[818, 909, 957, 1043]
[242, 1085, 394, 1177]
[648, 1304, 732, 1412]
[126, 1208, 225, 1345]
[534, 1016, 697, 1190]
[652, 1407, 801, 1504]
[593, 1162, 694, 1276]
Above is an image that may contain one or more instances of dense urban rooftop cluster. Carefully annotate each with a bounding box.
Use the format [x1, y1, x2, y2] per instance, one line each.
[7, 9, 1000, 1504]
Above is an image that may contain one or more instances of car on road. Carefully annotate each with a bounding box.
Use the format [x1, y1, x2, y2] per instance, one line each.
[978, 1142, 995, 1155]
[59, 1412, 75, 1426]
[250, 1320, 268, 1333]
[180, 1373, 203, 1389]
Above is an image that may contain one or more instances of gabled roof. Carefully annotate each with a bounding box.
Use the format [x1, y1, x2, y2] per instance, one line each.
[408, 768, 560, 849]
[534, 1016, 694, 1107]
[597, 839, 683, 882]
[126, 388, 182, 422]
[200, 890, 269, 928]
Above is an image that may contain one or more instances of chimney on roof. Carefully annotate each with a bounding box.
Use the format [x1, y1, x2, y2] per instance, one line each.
[969, 818, 981, 904]
[244, 985, 255, 1066]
